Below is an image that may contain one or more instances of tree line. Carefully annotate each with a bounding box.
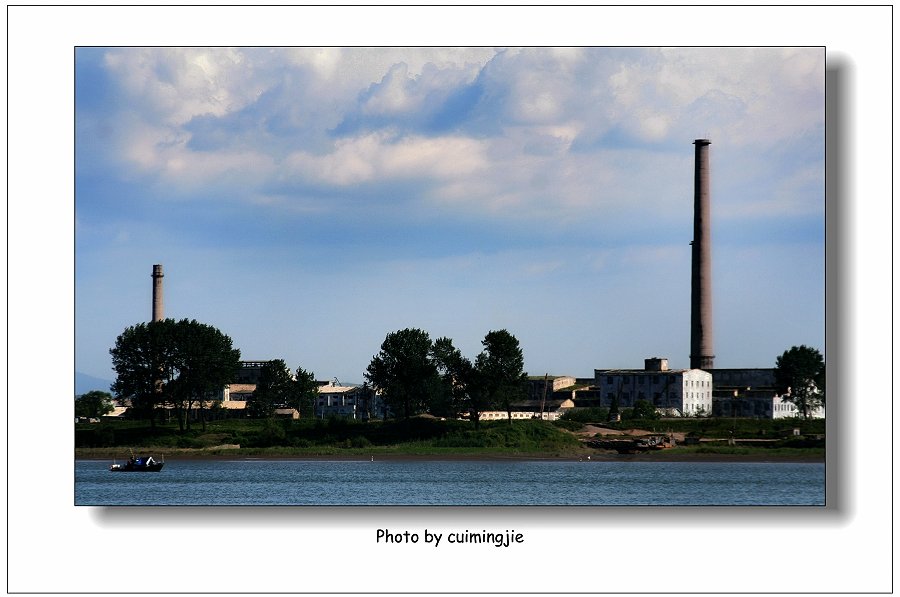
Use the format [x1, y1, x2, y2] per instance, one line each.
[364, 328, 528, 426]
[100, 318, 530, 426]
[83, 316, 825, 425]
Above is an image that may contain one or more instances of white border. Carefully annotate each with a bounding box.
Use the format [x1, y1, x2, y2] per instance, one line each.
[7, 5, 893, 594]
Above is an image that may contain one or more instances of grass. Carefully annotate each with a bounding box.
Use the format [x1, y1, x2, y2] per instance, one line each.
[76, 417, 584, 455]
[75, 416, 825, 460]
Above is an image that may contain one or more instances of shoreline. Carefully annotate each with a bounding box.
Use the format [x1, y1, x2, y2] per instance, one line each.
[75, 449, 824, 463]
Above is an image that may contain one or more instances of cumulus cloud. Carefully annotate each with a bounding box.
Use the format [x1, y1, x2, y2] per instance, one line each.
[81, 47, 823, 226]
[104, 47, 265, 126]
[284, 132, 488, 187]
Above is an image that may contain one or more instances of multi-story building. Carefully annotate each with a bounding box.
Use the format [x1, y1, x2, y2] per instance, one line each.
[594, 357, 713, 416]
[315, 381, 384, 420]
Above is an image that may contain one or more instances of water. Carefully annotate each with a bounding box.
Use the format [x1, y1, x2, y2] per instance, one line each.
[75, 459, 824, 506]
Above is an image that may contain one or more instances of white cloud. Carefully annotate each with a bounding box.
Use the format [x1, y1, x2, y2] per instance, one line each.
[284, 132, 488, 187]
[362, 63, 416, 115]
[87, 47, 823, 227]
[104, 47, 265, 126]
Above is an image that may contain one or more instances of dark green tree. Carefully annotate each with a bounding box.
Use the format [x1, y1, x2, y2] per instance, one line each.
[170, 319, 241, 431]
[630, 399, 660, 420]
[248, 359, 295, 418]
[608, 396, 620, 421]
[430, 337, 473, 419]
[475, 329, 527, 424]
[110, 318, 240, 430]
[110, 319, 180, 427]
[75, 390, 115, 418]
[292, 366, 319, 419]
[774, 345, 826, 419]
[365, 328, 440, 419]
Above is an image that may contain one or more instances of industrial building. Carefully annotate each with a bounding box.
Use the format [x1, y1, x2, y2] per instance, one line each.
[593, 357, 713, 417]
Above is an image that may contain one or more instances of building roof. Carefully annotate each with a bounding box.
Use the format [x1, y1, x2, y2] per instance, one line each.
[595, 368, 699, 375]
[228, 384, 257, 393]
[318, 385, 362, 394]
[527, 375, 574, 381]
[509, 399, 575, 410]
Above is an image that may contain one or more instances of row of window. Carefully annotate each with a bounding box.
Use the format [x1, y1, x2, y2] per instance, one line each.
[603, 377, 712, 387]
[605, 392, 711, 401]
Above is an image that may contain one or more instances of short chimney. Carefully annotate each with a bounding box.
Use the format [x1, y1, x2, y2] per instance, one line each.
[645, 357, 669, 372]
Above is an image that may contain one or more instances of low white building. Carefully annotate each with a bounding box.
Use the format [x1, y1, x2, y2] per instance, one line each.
[475, 398, 576, 421]
[594, 357, 713, 417]
[771, 393, 825, 419]
[712, 389, 825, 419]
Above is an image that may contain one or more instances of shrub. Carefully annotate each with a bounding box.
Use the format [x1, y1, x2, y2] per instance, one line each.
[552, 419, 582, 432]
[176, 436, 204, 448]
[351, 436, 372, 449]
[244, 418, 288, 447]
[561, 407, 610, 423]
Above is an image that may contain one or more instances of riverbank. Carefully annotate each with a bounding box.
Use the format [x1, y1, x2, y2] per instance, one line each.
[75, 445, 824, 463]
[75, 417, 825, 463]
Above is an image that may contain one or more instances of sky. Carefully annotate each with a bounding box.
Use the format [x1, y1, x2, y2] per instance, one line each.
[75, 46, 825, 385]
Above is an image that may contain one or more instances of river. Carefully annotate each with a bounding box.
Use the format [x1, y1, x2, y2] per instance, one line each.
[75, 458, 824, 506]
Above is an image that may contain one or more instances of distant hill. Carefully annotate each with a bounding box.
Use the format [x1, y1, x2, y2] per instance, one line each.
[75, 371, 113, 396]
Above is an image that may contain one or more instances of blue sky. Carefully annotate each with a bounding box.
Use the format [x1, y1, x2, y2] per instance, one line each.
[75, 47, 825, 385]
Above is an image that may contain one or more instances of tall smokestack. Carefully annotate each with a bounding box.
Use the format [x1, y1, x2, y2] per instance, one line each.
[152, 264, 164, 322]
[690, 139, 714, 369]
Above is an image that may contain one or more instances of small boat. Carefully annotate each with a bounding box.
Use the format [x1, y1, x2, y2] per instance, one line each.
[109, 454, 165, 472]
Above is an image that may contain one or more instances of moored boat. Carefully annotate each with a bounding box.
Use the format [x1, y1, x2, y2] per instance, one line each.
[109, 454, 165, 472]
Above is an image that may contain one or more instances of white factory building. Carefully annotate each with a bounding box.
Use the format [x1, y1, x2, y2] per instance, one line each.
[594, 357, 713, 417]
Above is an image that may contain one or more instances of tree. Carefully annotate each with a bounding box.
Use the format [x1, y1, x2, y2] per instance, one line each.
[292, 366, 319, 419]
[245, 361, 318, 419]
[430, 337, 474, 419]
[170, 319, 242, 431]
[631, 399, 660, 420]
[365, 328, 440, 419]
[774, 345, 826, 419]
[475, 330, 527, 424]
[110, 318, 241, 430]
[75, 390, 115, 418]
[608, 396, 620, 421]
[248, 359, 295, 418]
[110, 320, 180, 427]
